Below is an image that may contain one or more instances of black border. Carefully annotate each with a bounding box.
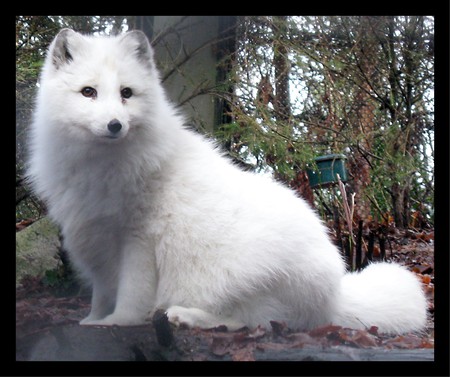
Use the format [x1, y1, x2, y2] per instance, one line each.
[11, 6, 449, 376]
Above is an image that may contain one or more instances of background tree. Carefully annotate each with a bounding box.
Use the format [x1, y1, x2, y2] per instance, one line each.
[217, 16, 434, 229]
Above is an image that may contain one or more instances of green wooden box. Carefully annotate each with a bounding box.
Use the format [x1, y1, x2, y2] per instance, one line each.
[306, 154, 348, 188]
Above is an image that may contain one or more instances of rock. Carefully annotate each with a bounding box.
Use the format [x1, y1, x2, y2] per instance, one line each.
[16, 217, 61, 286]
[17, 325, 157, 361]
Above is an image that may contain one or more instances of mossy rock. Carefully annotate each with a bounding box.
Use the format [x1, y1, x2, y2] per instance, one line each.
[16, 217, 61, 286]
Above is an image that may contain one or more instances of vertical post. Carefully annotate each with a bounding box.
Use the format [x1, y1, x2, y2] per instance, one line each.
[367, 230, 375, 262]
[150, 16, 237, 132]
[333, 205, 343, 253]
[379, 233, 386, 261]
[355, 220, 363, 270]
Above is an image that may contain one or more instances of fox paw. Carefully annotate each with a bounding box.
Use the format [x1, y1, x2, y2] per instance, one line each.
[166, 305, 244, 330]
[166, 305, 199, 327]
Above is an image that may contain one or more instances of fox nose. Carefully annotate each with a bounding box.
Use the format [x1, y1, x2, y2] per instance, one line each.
[107, 119, 122, 134]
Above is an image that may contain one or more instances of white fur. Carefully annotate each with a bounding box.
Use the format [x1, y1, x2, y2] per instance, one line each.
[27, 29, 427, 334]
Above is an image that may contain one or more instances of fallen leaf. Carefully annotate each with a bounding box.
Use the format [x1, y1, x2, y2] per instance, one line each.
[286, 332, 319, 348]
[351, 330, 378, 348]
[309, 324, 342, 338]
[368, 326, 379, 336]
[385, 334, 426, 349]
[231, 345, 255, 361]
[210, 336, 232, 356]
[244, 325, 266, 340]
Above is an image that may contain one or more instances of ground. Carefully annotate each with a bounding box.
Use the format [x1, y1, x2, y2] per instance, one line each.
[16, 227, 434, 361]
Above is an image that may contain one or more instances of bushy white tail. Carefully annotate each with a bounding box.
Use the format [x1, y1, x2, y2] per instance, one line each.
[332, 263, 427, 334]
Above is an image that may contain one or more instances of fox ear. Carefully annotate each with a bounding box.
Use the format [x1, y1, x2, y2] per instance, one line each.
[50, 28, 82, 69]
[120, 30, 155, 69]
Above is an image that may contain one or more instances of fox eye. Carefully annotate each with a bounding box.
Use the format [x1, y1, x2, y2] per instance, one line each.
[81, 87, 97, 98]
[121, 87, 133, 99]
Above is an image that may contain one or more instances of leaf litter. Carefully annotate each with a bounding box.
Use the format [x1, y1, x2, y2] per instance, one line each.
[16, 228, 434, 361]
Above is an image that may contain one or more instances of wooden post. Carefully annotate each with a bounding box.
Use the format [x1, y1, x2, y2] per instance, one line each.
[355, 220, 363, 270]
[367, 230, 375, 262]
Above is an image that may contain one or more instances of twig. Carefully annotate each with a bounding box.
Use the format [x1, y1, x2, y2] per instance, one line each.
[337, 174, 356, 270]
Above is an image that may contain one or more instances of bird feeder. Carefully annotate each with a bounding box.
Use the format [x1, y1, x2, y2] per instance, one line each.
[306, 154, 348, 188]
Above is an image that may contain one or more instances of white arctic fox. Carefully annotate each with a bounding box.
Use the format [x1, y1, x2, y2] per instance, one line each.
[27, 29, 427, 334]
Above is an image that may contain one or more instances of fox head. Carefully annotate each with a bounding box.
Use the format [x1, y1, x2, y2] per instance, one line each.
[36, 28, 165, 142]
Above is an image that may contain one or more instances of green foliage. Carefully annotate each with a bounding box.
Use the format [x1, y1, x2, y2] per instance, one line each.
[215, 16, 434, 228]
[42, 258, 80, 297]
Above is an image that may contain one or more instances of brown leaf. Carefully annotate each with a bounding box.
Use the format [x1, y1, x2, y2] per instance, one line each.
[309, 324, 342, 338]
[286, 332, 319, 348]
[367, 326, 379, 336]
[351, 330, 378, 348]
[256, 342, 291, 352]
[245, 325, 266, 340]
[231, 345, 255, 361]
[210, 336, 232, 356]
[385, 334, 426, 349]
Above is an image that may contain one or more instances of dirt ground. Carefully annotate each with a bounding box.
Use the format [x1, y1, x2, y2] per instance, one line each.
[16, 228, 435, 361]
